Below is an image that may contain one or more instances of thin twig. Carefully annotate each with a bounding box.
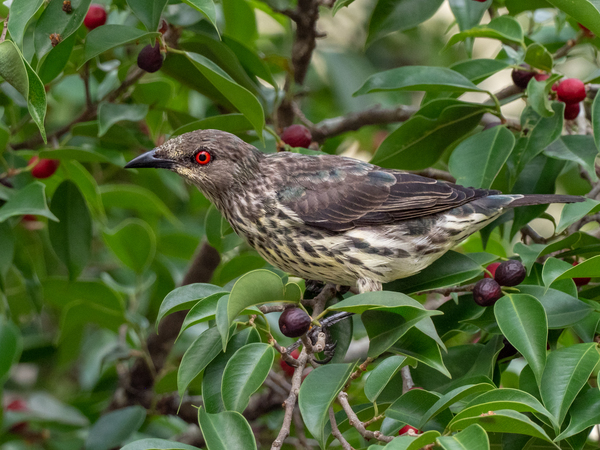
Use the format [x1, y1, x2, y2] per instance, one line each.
[554, 37, 581, 59]
[337, 392, 394, 443]
[260, 304, 287, 314]
[0, 14, 8, 43]
[415, 284, 475, 297]
[329, 408, 353, 450]
[521, 225, 548, 245]
[302, 283, 336, 316]
[401, 366, 414, 394]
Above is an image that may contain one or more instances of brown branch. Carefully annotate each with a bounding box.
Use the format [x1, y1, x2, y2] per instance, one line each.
[329, 408, 354, 450]
[337, 392, 394, 443]
[1, 14, 8, 43]
[401, 366, 414, 394]
[302, 283, 336, 316]
[416, 283, 475, 297]
[554, 37, 580, 59]
[520, 225, 548, 245]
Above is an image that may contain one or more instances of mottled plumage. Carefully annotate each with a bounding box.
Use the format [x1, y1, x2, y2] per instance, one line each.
[125, 129, 582, 292]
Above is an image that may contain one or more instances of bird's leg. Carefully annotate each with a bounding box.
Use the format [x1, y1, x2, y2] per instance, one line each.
[357, 278, 382, 293]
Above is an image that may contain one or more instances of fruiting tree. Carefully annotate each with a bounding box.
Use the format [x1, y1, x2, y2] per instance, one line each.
[0, 1, 600, 449]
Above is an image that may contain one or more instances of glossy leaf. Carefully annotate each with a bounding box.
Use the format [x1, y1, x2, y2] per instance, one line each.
[542, 254, 600, 287]
[34, 0, 92, 58]
[446, 16, 524, 47]
[186, 52, 265, 137]
[0, 40, 29, 99]
[544, 135, 599, 183]
[380, 431, 440, 450]
[364, 355, 407, 403]
[82, 25, 160, 66]
[100, 184, 178, 224]
[437, 424, 490, 450]
[97, 103, 149, 137]
[362, 310, 431, 358]
[126, 0, 168, 31]
[157, 283, 227, 328]
[102, 219, 156, 273]
[178, 292, 229, 337]
[555, 388, 600, 441]
[524, 43, 553, 72]
[121, 439, 200, 450]
[42, 277, 124, 311]
[38, 33, 76, 84]
[0, 319, 22, 385]
[386, 388, 442, 425]
[216, 295, 230, 351]
[298, 363, 355, 448]
[526, 78, 554, 118]
[494, 295, 547, 385]
[518, 285, 593, 329]
[222, 343, 274, 413]
[391, 327, 451, 377]
[545, 0, 600, 36]
[198, 408, 257, 450]
[48, 181, 92, 280]
[23, 55, 48, 142]
[592, 83, 600, 150]
[85, 406, 146, 450]
[449, 126, 515, 189]
[540, 343, 600, 426]
[556, 199, 600, 233]
[182, 0, 219, 33]
[7, 0, 44, 48]
[172, 113, 253, 137]
[227, 269, 284, 325]
[0, 182, 58, 223]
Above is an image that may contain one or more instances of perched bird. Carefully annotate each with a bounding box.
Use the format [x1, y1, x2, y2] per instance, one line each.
[125, 129, 582, 293]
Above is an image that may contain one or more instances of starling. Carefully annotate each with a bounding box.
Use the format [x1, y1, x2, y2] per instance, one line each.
[125, 130, 583, 293]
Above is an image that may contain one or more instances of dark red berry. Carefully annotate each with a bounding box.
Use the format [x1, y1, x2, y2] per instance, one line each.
[84, 4, 107, 30]
[473, 279, 503, 307]
[6, 399, 27, 411]
[21, 214, 37, 222]
[564, 102, 580, 120]
[281, 125, 312, 148]
[399, 425, 420, 435]
[484, 262, 501, 279]
[534, 73, 550, 82]
[279, 307, 311, 338]
[498, 338, 519, 360]
[494, 260, 526, 287]
[137, 43, 163, 73]
[572, 261, 591, 286]
[511, 66, 535, 89]
[279, 349, 300, 377]
[556, 78, 586, 104]
[31, 158, 59, 179]
[158, 19, 168, 34]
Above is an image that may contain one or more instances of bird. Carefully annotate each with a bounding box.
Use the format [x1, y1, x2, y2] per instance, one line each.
[125, 129, 583, 293]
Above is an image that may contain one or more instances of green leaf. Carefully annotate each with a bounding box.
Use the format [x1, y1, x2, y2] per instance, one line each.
[171, 113, 253, 137]
[34, 0, 92, 59]
[0, 40, 29, 99]
[526, 78, 554, 118]
[100, 184, 178, 224]
[102, 219, 156, 273]
[592, 83, 600, 151]
[524, 43, 553, 72]
[227, 270, 284, 326]
[542, 254, 600, 287]
[437, 424, 490, 450]
[555, 389, 600, 441]
[445, 16, 524, 48]
[371, 101, 487, 169]
[332, 0, 355, 16]
[386, 251, 482, 294]
[34, 147, 125, 166]
[157, 283, 227, 328]
[299, 363, 355, 449]
[23, 55, 47, 143]
[364, 355, 407, 403]
[185, 52, 265, 138]
[121, 438, 200, 450]
[182, 0, 219, 33]
[223, 0, 257, 44]
[0, 182, 58, 223]
[7, 0, 44, 48]
[544, 135, 599, 183]
[0, 222, 15, 282]
[216, 294, 230, 351]
[540, 343, 600, 426]
[48, 180, 92, 280]
[380, 431, 440, 450]
[494, 295, 547, 386]
[449, 126, 515, 189]
[198, 408, 257, 450]
[556, 198, 600, 233]
[361, 310, 429, 358]
[355, 66, 484, 96]
[367, 0, 444, 46]
[42, 277, 124, 311]
[97, 103, 149, 137]
[222, 36, 276, 88]
[518, 285, 593, 329]
[178, 326, 230, 397]
[386, 388, 442, 425]
[38, 33, 76, 85]
[222, 343, 274, 413]
[544, 0, 600, 37]
[85, 406, 146, 450]
[81, 25, 160, 66]
[450, 59, 509, 84]
[391, 327, 451, 377]
[0, 319, 22, 385]
[126, 0, 168, 31]
[178, 292, 229, 337]
[449, 409, 556, 444]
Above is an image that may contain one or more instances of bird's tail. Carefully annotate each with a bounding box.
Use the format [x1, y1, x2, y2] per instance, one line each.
[505, 194, 584, 207]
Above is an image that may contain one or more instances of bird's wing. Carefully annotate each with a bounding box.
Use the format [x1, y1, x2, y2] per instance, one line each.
[273, 155, 494, 231]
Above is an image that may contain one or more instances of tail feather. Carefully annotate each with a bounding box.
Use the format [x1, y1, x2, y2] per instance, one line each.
[507, 194, 584, 208]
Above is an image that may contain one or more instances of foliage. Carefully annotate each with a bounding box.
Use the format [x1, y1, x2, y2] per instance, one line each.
[0, 0, 599, 449]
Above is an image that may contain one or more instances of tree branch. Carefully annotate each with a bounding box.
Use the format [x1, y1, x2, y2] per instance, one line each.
[337, 391, 394, 443]
[401, 366, 414, 394]
[416, 284, 475, 297]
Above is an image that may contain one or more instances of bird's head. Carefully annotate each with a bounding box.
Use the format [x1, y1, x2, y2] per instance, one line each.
[125, 129, 263, 200]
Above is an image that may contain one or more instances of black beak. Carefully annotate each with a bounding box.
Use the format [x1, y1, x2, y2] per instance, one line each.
[125, 149, 176, 169]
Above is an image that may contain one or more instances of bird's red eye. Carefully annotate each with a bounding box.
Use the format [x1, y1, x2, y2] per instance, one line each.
[195, 150, 211, 165]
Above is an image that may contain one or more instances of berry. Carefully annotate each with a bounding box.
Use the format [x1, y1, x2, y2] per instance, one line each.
[472, 0, 487, 2]
[473, 279, 503, 307]
[494, 260, 526, 287]
[572, 261, 591, 286]
[556, 78, 586, 104]
[511, 66, 535, 89]
[281, 125, 312, 148]
[399, 425, 420, 435]
[84, 4, 107, 30]
[534, 73, 550, 82]
[498, 338, 519, 360]
[484, 262, 501, 279]
[6, 399, 27, 411]
[279, 307, 311, 338]
[564, 102, 580, 120]
[158, 19, 168, 34]
[279, 349, 300, 377]
[31, 157, 59, 179]
[22, 214, 38, 222]
[137, 43, 163, 73]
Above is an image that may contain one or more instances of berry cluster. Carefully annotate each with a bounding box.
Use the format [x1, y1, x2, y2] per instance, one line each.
[473, 260, 526, 307]
[556, 78, 586, 120]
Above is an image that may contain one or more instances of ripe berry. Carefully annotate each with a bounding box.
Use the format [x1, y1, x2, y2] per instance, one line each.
[399, 425, 420, 435]
[137, 43, 163, 73]
[511, 67, 535, 89]
[556, 78, 586, 104]
[279, 307, 311, 338]
[564, 102, 580, 120]
[534, 73, 550, 82]
[484, 262, 501, 279]
[22, 214, 38, 222]
[281, 125, 312, 148]
[473, 278, 503, 307]
[572, 261, 591, 286]
[279, 349, 300, 377]
[84, 4, 107, 30]
[495, 260, 526, 287]
[30, 157, 59, 179]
